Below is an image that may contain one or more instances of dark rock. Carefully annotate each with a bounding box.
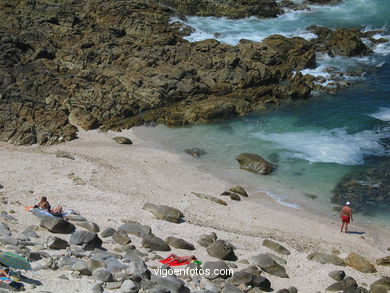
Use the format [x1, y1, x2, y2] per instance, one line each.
[250, 254, 288, 278]
[184, 148, 206, 158]
[307, 252, 345, 266]
[46, 236, 69, 250]
[206, 239, 236, 260]
[40, 217, 75, 234]
[328, 270, 346, 281]
[69, 231, 102, 250]
[165, 236, 195, 250]
[113, 137, 133, 145]
[262, 239, 290, 255]
[142, 234, 171, 251]
[236, 153, 274, 175]
[101, 227, 116, 238]
[221, 191, 241, 201]
[343, 287, 369, 293]
[143, 203, 183, 223]
[104, 257, 128, 273]
[113, 230, 131, 245]
[326, 276, 357, 291]
[228, 186, 248, 197]
[203, 261, 232, 280]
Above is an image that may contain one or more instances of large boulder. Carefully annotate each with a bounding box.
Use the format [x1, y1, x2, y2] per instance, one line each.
[165, 236, 195, 250]
[262, 239, 290, 255]
[151, 275, 190, 293]
[326, 276, 357, 291]
[120, 280, 140, 293]
[236, 153, 274, 175]
[143, 203, 183, 223]
[206, 240, 236, 260]
[250, 254, 288, 278]
[142, 234, 171, 251]
[203, 261, 232, 280]
[113, 230, 131, 245]
[344, 253, 377, 273]
[118, 221, 152, 238]
[307, 252, 345, 266]
[40, 216, 75, 234]
[92, 268, 113, 282]
[70, 231, 102, 250]
[46, 236, 69, 250]
[76, 221, 100, 233]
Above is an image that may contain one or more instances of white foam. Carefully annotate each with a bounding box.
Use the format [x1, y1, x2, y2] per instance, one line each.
[253, 127, 390, 165]
[370, 107, 390, 121]
[258, 190, 301, 209]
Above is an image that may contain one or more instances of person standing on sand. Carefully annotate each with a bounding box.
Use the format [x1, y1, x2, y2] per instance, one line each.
[340, 201, 353, 233]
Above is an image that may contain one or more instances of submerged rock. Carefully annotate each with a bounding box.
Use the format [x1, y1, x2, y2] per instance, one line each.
[236, 153, 274, 175]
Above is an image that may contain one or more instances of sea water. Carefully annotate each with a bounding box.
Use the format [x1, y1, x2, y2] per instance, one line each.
[137, 0, 390, 227]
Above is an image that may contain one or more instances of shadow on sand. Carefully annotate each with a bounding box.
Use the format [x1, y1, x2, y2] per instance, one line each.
[346, 231, 366, 235]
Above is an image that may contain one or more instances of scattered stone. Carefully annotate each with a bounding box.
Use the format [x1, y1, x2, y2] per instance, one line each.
[105, 257, 128, 273]
[57, 274, 69, 280]
[0, 222, 11, 236]
[344, 253, 377, 273]
[151, 275, 190, 293]
[307, 252, 345, 266]
[118, 221, 152, 238]
[326, 276, 358, 291]
[262, 239, 290, 255]
[192, 192, 227, 206]
[184, 148, 206, 158]
[55, 150, 75, 160]
[343, 287, 369, 293]
[86, 258, 106, 273]
[0, 236, 18, 246]
[198, 232, 217, 247]
[91, 283, 104, 293]
[370, 277, 390, 293]
[143, 203, 183, 223]
[93, 268, 113, 282]
[203, 261, 232, 280]
[206, 240, 236, 260]
[101, 227, 116, 238]
[76, 221, 100, 233]
[250, 254, 288, 278]
[228, 186, 248, 197]
[113, 137, 133, 145]
[376, 256, 390, 266]
[106, 282, 122, 290]
[221, 192, 241, 201]
[121, 279, 140, 293]
[165, 236, 195, 250]
[328, 270, 346, 281]
[40, 216, 75, 234]
[265, 253, 287, 265]
[113, 230, 132, 245]
[236, 153, 274, 175]
[69, 231, 102, 250]
[142, 234, 171, 251]
[0, 184, 2, 189]
[222, 282, 243, 293]
[71, 260, 91, 276]
[46, 236, 69, 250]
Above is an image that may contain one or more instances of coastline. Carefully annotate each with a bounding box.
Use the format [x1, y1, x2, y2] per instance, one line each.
[0, 128, 389, 292]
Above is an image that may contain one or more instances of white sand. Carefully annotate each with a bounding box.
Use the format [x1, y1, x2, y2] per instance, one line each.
[0, 128, 389, 292]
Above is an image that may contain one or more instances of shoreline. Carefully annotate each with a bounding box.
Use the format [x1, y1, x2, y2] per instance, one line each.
[0, 128, 389, 292]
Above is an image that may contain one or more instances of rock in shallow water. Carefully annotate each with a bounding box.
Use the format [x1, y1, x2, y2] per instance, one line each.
[236, 153, 274, 175]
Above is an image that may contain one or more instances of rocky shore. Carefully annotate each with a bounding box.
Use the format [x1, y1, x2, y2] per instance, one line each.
[0, 129, 389, 292]
[0, 0, 387, 145]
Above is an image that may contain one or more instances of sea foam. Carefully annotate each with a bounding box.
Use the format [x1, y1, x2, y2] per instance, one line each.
[370, 107, 390, 122]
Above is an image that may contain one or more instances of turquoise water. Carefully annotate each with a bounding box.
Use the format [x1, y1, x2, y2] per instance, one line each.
[140, 0, 390, 226]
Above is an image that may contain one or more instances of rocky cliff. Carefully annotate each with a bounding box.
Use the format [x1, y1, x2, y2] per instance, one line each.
[0, 0, 381, 145]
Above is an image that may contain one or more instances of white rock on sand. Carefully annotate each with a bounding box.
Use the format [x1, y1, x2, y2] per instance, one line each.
[0, 128, 389, 292]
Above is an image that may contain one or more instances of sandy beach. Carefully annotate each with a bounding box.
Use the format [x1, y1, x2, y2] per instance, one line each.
[0, 128, 389, 292]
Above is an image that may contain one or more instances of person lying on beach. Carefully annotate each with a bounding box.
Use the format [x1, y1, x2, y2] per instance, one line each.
[340, 201, 353, 233]
[34, 196, 63, 216]
[159, 254, 197, 266]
